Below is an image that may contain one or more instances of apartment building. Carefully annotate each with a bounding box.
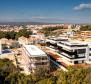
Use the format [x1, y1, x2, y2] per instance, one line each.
[45, 37, 91, 68]
[23, 45, 49, 73]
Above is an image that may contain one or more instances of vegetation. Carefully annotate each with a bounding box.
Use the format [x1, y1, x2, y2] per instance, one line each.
[80, 25, 91, 31]
[37, 66, 91, 84]
[0, 29, 32, 39]
[40, 26, 63, 37]
[0, 59, 49, 84]
[0, 59, 16, 84]
[15, 29, 32, 39]
[0, 59, 91, 84]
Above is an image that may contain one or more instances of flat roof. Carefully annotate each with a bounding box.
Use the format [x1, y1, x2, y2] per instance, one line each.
[62, 41, 87, 45]
[47, 37, 88, 47]
[49, 37, 68, 41]
[24, 45, 47, 57]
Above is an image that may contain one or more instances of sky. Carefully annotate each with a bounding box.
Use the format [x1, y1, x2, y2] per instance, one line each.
[0, 0, 91, 23]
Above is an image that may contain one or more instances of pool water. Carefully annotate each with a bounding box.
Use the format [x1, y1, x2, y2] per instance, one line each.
[2, 49, 11, 54]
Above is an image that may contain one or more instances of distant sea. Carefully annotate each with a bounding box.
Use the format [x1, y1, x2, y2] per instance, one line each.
[0, 22, 90, 25]
[0, 22, 51, 26]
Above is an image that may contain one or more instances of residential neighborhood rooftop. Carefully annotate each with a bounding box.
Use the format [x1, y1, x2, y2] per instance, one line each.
[24, 45, 47, 57]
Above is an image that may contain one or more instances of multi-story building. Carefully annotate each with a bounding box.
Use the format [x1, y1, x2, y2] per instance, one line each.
[23, 45, 49, 73]
[45, 37, 91, 69]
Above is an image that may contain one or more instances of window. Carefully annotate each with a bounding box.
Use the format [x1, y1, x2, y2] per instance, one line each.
[78, 54, 85, 57]
[89, 48, 91, 51]
[74, 60, 84, 64]
[35, 57, 41, 60]
[35, 62, 48, 65]
[74, 61, 78, 64]
[82, 60, 84, 63]
[89, 53, 91, 56]
[42, 57, 47, 60]
[78, 61, 82, 63]
[77, 49, 86, 54]
[42, 62, 48, 65]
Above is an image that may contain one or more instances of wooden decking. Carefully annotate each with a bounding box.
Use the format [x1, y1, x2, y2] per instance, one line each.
[45, 47, 70, 68]
[40, 46, 91, 69]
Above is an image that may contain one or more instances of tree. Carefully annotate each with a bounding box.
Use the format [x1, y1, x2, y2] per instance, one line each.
[16, 29, 32, 38]
[5, 73, 34, 84]
[0, 31, 5, 39]
[57, 67, 89, 84]
[0, 29, 32, 40]
[40, 26, 63, 37]
[36, 78, 56, 84]
[32, 67, 49, 81]
[80, 25, 91, 31]
[1, 58, 91, 84]
[0, 59, 16, 84]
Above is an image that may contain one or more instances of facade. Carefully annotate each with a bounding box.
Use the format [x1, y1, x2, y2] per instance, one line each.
[45, 37, 91, 68]
[18, 36, 41, 45]
[18, 36, 29, 45]
[57, 41, 88, 64]
[23, 45, 49, 73]
[81, 31, 91, 38]
[85, 42, 91, 62]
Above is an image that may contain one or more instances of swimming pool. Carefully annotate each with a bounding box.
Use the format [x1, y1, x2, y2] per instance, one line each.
[2, 49, 11, 54]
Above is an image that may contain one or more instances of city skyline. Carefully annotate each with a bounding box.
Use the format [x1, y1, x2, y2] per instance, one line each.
[0, 0, 91, 23]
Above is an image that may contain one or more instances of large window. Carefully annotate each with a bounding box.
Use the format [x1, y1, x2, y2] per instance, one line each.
[35, 62, 48, 65]
[74, 61, 78, 64]
[74, 60, 84, 64]
[89, 53, 91, 56]
[89, 48, 91, 51]
[77, 49, 86, 54]
[42, 57, 48, 60]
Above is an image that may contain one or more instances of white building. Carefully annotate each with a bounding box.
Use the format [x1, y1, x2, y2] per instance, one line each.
[46, 37, 91, 67]
[23, 45, 49, 73]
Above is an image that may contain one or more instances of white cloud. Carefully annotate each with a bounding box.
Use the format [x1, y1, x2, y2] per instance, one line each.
[74, 3, 91, 10]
